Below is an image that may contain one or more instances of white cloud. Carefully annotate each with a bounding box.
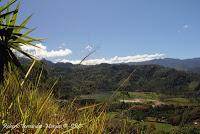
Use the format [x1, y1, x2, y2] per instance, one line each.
[183, 24, 189, 29]
[178, 24, 190, 33]
[21, 43, 72, 59]
[85, 45, 94, 52]
[56, 53, 165, 65]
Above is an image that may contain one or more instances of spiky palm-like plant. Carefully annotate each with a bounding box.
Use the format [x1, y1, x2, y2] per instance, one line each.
[0, 0, 42, 82]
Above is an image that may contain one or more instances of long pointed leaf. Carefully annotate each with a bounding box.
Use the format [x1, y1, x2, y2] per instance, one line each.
[0, 24, 27, 29]
[6, 5, 10, 24]
[9, 45, 35, 59]
[7, 48, 22, 68]
[15, 15, 32, 33]
[0, 10, 17, 19]
[0, 0, 17, 13]
[10, 2, 20, 26]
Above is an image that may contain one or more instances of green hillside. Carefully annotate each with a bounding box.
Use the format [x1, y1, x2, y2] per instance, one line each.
[33, 61, 200, 99]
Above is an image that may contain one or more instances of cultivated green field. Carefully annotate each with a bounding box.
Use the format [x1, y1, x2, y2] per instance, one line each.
[78, 91, 199, 133]
[79, 91, 193, 105]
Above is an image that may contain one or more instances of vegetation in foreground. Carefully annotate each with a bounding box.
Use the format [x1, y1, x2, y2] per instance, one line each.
[0, 68, 107, 133]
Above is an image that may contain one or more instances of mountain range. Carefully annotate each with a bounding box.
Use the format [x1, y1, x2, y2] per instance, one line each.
[20, 57, 200, 73]
[128, 58, 200, 73]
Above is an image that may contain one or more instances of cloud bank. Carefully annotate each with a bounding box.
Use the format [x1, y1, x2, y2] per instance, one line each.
[20, 44, 165, 65]
[21, 43, 72, 59]
[56, 53, 165, 65]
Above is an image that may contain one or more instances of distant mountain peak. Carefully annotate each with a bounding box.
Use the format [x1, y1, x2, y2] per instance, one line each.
[128, 58, 200, 73]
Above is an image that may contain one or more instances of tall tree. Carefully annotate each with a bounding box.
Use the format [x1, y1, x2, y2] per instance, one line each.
[0, 0, 42, 83]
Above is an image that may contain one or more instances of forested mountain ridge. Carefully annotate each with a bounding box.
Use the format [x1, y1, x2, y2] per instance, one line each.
[20, 58, 200, 99]
[128, 58, 200, 73]
[44, 61, 200, 98]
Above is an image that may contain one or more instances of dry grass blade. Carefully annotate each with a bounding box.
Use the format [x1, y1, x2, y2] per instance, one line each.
[79, 50, 96, 65]
[108, 68, 136, 103]
[21, 60, 36, 86]
[36, 79, 58, 118]
[77, 103, 103, 111]
[35, 65, 43, 89]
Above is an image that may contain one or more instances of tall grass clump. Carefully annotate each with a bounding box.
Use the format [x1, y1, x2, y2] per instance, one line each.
[0, 64, 107, 133]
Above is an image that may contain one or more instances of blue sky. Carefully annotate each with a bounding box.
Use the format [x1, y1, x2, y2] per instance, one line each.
[17, 0, 200, 64]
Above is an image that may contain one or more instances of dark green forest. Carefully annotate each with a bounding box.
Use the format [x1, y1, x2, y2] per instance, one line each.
[22, 58, 200, 99]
